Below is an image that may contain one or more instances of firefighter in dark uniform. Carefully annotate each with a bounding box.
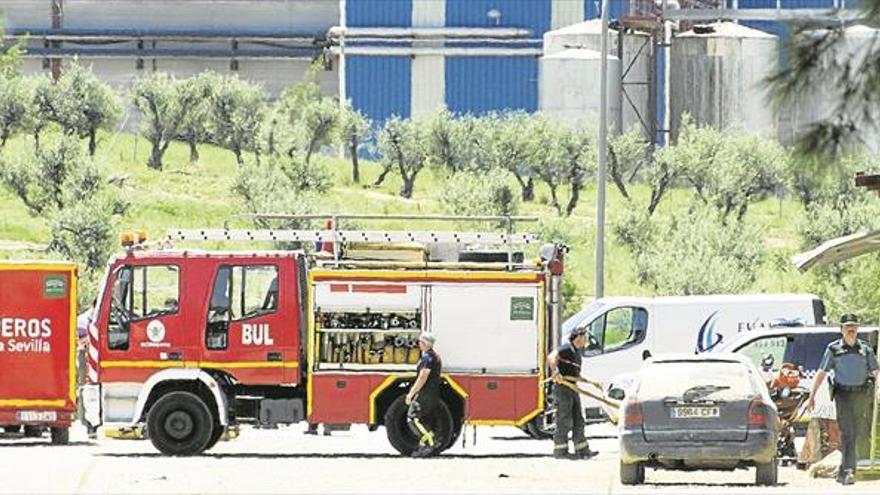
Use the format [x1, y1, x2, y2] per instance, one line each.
[808, 313, 879, 485]
[548, 326, 599, 459]
[405, 332, 442, 458]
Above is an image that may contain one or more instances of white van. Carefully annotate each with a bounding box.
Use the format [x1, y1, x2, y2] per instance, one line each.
[562, 294, 825, 412]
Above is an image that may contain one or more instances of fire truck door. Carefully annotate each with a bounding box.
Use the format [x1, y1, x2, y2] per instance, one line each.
[103, 263, 190, 381]
[202, 263, 294, 384]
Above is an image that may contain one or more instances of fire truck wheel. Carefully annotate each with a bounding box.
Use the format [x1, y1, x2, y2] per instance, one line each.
[524, 414, 554, 440]
[384, 396, 453, 456]
[203, 423, 224, 451]
[147, 391, 214, 456]
[3, 425, 22, 434]
[50, 427, 69, 445]
[23, 425, 44, 438]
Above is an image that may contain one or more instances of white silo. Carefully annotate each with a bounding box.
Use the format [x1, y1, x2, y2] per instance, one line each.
[539, 48, 622, 130]
[670, 21, 779, 138]
[542, 20, 651, 137]
[780, 24, 880, 154]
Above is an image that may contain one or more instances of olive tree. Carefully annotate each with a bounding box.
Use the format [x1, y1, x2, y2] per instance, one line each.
[176, 72, 218, 164]
[50, 60, 122, 156]
[0, 136, 127, 276]
[615, 206, 765, 295]
[132, 72, 208, 170]
[473, 111, 538, 201]
[210, 75, 267, 166]
[340, 104, 371, 183]
[0, 71, 33, 148]
[531, 117, 596, 217]
[441, 169, 519, 221]
[378, 116, 428, 199]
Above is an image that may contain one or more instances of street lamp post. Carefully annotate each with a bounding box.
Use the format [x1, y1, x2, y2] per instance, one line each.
[595, 0, 610, 298]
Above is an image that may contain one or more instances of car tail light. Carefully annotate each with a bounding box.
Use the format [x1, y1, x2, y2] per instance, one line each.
[748, 399, 769, 426]
[624, 400, 643, 427]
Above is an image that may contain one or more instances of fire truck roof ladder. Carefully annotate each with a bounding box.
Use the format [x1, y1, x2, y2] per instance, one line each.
[167, 213, 542, 270]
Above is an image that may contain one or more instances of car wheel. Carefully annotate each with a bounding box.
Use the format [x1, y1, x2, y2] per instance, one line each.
[755, 459, 778, 486]
[620, 461, 645, 485]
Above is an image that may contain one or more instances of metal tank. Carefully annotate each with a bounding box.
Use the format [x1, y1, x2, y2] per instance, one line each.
[780, 24, 880, 154]
[542, 20, 652, 137]
[539, 48, 622, 130]
[670, 21, 779, 138]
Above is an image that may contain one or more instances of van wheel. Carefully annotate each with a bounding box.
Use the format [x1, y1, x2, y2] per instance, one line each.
[755, 459, 777, 486]
[620, 461, 645, 485]
[384, 396, 452, 456]
[23, 425, 43, 438]
[147, 391, 213, 456]
[50, 427, 69, 445]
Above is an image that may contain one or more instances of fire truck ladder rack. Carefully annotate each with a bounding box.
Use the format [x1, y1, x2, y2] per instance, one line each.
[167, 213, 542, 270]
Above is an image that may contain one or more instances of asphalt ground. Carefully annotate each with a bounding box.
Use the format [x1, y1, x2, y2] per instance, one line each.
[1, 422, 879, 494]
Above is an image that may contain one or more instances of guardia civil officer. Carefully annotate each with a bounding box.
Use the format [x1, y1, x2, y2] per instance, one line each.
[808, 314, 880, 485]
[547, 326, 599, 459]
[405, 332, 442, 458]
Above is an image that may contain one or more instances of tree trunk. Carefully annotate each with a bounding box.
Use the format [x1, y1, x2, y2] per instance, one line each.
[548, 185, 563, 216]
[516, 176, 535, 202]
[234, 148, 244, 167]
[611, 170, 630, 199]
[608, 146, 630, 199]
[350, 142, 360, 183]
[33, 130, 41, 151]
[88, 130, 97, 156]
[373, 163, 392, 187]
[188, 140, 199, 164]
[147, 141, 163, 170]
[565, 184, 582, 217]
[400, 176, 415, 198]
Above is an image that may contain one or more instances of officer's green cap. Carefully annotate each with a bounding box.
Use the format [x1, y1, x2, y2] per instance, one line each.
[840, 313, 860, 325]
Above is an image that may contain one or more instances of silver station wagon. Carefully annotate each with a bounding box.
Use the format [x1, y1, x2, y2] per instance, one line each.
[617, 354, 778, 486]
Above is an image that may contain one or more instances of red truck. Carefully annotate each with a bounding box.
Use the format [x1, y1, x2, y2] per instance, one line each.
[82, 216, 565, 455]
[0, 261, 77, 444]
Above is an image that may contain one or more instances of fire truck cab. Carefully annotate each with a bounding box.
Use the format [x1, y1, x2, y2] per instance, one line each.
[83, 217, 564, 456]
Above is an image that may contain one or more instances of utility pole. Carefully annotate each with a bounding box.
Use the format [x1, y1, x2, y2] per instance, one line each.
[595, 0, 610, 298]
[50, 0, 63, 80]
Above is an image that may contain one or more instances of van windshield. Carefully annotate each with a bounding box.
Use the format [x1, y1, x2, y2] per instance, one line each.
[562, 300, 605, 337]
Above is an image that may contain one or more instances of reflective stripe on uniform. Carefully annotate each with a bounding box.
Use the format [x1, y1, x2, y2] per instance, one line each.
[554, 443, 568, 451]
[574, 441, 589, 451]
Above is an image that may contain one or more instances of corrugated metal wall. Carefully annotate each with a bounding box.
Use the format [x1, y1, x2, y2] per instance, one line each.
[346, 0, 413, 27]
[583, 0, 627, 21]
[346, 56, 412, 123]
[445, 0, 551, 35]
[445, 56, 539, 114]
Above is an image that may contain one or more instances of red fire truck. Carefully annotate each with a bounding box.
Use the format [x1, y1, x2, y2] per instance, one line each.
[82, 215, 564, 455]
[0, 261, 77, 444]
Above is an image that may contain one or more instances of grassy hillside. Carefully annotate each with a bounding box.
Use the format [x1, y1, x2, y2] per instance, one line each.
[0, 131, 813, 304]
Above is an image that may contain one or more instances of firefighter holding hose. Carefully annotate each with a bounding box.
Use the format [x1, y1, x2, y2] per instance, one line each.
[548, 326, 599, 460]
[405, 332, 442, 458]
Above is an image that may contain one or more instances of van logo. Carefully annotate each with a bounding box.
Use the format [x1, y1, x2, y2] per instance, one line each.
[43, 275, 67, 298]
[696, 311, 723, 352]
[146, 320, 166, 343]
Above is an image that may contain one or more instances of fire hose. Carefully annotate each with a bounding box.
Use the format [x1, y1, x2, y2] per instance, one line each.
[542, 376, 621, 410]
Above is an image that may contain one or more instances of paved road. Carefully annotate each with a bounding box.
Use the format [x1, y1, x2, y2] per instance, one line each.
[0, 423, 878, 494]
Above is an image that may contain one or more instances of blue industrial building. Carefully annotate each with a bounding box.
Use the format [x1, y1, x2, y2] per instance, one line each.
[0, 0, 855, 139]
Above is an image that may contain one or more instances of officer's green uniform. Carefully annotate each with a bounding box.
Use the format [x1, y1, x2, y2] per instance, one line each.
[819, 336, 879, 480]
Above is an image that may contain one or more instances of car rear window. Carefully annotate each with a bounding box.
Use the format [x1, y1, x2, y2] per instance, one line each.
[639, 361, 756, 400]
